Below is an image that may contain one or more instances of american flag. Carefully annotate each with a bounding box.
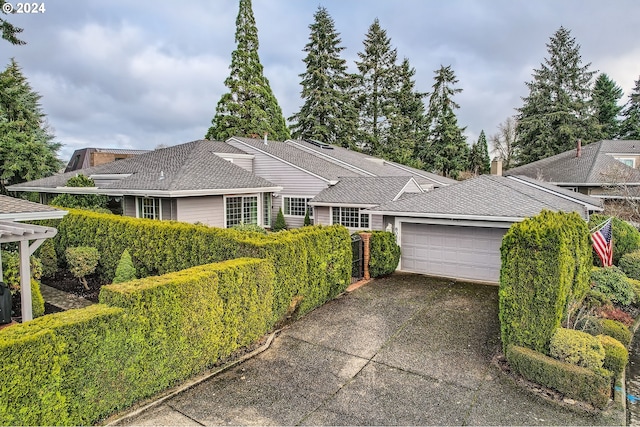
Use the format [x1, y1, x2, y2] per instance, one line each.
[591, 218, 613, 267]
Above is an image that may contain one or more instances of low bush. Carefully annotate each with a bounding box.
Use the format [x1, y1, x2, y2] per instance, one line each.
[0, 250, 43, 291]
[231, 223, 268, 235]
[619, 250, 640, 280]
[589, 214, 640, 266]
[65, 247, 100, 290]
[549, 328, 605, 370]
[628, 278, 640, 303]
[600, 319, 632, 347]
[591, 266, 635, 306]
[598, 335, 628, 377]
[507, 345, 611, 408]
[112, 249, 137, 284]
[365, 231, 401, 277]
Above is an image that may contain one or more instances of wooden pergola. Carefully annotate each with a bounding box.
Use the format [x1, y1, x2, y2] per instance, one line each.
[0, 194, 67, 322]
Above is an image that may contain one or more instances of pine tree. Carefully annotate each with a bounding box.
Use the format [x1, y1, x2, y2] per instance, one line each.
[206, 0, 289, 141]
[416, 65, 468, 179]
[289, 7, 357, 148]
[113, 249, 137, 284]
[1, 1, 25, 45]
[355, 18, 398, 155]
[0, 59, 61, 194]
[592, 73, 623, 140]
[620, 76, 640, 140]
[514, 27, 599, 165]
[469, 130, 490, 175]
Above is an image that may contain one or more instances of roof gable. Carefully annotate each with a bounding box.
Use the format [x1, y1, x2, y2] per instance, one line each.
[309, 176, 423, 206]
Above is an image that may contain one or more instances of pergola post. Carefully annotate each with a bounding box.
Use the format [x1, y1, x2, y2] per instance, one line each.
[19, 240, 32, 321]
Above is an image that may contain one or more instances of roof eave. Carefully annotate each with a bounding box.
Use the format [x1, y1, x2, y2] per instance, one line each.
[364, 210, 527, 223]
[0, 210, 68, 221]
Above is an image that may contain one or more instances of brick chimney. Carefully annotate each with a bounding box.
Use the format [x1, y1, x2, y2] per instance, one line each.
[491, 158, 503, 176]
[576, 139, 582, 158]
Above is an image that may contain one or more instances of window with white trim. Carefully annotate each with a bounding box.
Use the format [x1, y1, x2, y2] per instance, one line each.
[137, 197, 161, 220]
[617, 157, 636, 168]
[225, 195, 258, 227]
[331, 207, 369, 229]
[283, 196, 313, 217]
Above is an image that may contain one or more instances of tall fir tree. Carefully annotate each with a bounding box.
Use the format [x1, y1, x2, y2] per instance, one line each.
[592, 73, 623, 140]
[0, 59, 61, 194]
[620, 76, 640, 140]
[206, 0, 289, 141]
[354, 18, 398, 155]
[1, 0, 25, 45]
[469, 130, 490, 175]
[514, 27, 599, 165]
[289, 7, 357, 148]
[416, 65, 468, 179]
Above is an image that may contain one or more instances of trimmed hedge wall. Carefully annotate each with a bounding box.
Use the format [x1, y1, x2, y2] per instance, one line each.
[365, 231, 401, 277]
[0, 259, 276, 425]
[499, 210, 592, 354]
[506, 345, 611, 409]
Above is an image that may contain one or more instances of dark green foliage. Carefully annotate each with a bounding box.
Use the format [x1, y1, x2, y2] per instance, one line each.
[0, 1, 25, 45]
[619, 250, 640, 280]
[64, 246, 99, 290]
[506, 345, 611, 409]
[0, 59, 61, 194]
[112, 249, 136, 284]
[469, 130, 491, 175]
[549, 327, 605, 370]
[49, 174, 108, 210]
[589, 214, 640, 266]
[205, 0, 289, 141]
[514, 27, 599, 165]
[231, 223, 268, 234]
[273, 207, 287, 231]
[592, 73, 623, 140]
[366, 231, 400, 277]
[289, 7, 357, 149]
[1, 250, 43, 290]
[598, 335, 628, 377]
[620, 76, 640, 140]
[303, 209, 311, 226]
[416, 65, 468, 179]
[36, 239, 58, 278]
[499, 210, 592, 354]
[590, 266, 635, 306]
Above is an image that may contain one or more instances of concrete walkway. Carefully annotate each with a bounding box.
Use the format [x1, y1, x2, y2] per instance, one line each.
[109, 273, 624, 426]
[40, 283, 94, 310]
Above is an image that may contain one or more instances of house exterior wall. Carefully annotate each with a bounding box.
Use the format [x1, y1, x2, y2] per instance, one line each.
[229, 157, 253, 173]
[314, 206, 330, 225]
[123, 196, 136, 217]
[176, 196, 224, 227]
[371, 214, 384, 231]
[162, 198, 177, 221]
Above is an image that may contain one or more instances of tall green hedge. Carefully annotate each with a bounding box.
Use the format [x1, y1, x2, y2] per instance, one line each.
[499, 210, 592, 354]
[364, 231, 401, 277]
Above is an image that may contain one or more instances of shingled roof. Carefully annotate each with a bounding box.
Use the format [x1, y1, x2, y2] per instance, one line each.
[505, 140, 640, 185]
[0, 195, 66, 220]
[9, 140, 280, 196]
[309, 176, 423, 206]
[368, 175, 602, 220]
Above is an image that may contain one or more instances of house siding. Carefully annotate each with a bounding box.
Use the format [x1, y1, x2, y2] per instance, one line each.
[176, 196, 224, 227]
[231, 157, 253, 173]
[124, 196, 136, 217]
[371, 214, 384, 231]
[162, 198, 177, 221]
[314, 206, 330, 225]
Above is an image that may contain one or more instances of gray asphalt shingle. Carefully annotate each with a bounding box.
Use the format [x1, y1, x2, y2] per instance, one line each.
[310, 176, 420, 205]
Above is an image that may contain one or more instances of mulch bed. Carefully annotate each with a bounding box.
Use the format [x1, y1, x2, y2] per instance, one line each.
[40, 270, 106, 303]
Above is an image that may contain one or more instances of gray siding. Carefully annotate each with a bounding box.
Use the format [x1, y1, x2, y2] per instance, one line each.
[176, 196, 224, 227]
[314, 206, 330, 225]
[371, 214, 384, 231]
[231, 157, 253, 172]
[124, 196, 136, 217]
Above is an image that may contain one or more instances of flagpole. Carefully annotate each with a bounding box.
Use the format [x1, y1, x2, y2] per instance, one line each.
[589, 216, 613, 233]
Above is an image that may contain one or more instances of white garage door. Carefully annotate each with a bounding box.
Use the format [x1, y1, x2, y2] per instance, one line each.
[400, 223, 507, 282]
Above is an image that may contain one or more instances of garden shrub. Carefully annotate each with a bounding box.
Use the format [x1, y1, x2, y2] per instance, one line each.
[112, 249, 137, 284]
[600, 319, 632, 347]
[589, 214, 640, 266]
[619, 250, 640, 280]
[0, 250, 43, 290]
[365, 231, 401, 277]
[231, 223, 268, 235]
[303, 209, 311, 226]
[499, 210, 592, 354]
[590, 266, 635, 306]
[506, 345, 611, 408]
[36, 239, 58, 278]
[628, 278, 640, 304]
[549, 327, 605, 370]
[65, 247, 100, 290]
[598, 335, 628, 377]
[273, 208, 287, 231]
[598, 306, 634, 327]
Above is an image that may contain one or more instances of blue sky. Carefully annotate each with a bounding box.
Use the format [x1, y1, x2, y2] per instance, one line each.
[4, 0, 640, 162]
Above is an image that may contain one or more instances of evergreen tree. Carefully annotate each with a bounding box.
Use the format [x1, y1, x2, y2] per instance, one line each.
[514, 27, 599, 165]
[592, 73, 623, 140]
[206, 0, 289, 141]
[469, 130, 491, 175]
[354, 18, 398, 155]
[620, 76, 640, 140]
[416, 65, 468, 179]
[0, 59, 61, 194]
[1, 1, 25, 45]
[113, 249, 137, 284]
[289, 7, 357, 148]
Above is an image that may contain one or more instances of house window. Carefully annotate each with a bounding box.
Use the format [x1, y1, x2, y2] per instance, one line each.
[617, 157, 636, 168]
[331, 207, 369, 229]
[283, 196, 313, 217]
[137, 197, 161, 220]
[225, 195, 258, 227]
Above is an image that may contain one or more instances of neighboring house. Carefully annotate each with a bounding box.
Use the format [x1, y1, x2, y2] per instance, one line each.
[9, 140, 282, 228]
[65, 148, 150, 172]
[366, 175, 603, 283]
[505, 140, 640, 200]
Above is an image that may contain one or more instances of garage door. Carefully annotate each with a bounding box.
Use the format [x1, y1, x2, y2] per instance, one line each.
[400, 223, 507, 282]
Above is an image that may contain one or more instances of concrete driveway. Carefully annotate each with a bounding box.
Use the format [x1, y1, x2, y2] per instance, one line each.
[112, 273, 622, 426]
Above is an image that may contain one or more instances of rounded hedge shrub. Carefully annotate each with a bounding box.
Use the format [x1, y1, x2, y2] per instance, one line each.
[366, 231, 401, 277]
[620, 250, 640, 280]
[37, 239, 59, 278]
[600, 318, 632, 347]
[65, 246, 100, 290]
[589, 214, 640, 266]
[550, 327, 605, 370]
[598, 334, 629, 377]
[590, 266, 635, 306]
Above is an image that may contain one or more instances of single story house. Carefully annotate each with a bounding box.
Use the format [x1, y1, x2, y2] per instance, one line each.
[366, 175, 603, 283]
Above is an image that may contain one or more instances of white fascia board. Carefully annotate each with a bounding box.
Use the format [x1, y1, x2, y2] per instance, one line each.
[308, 202, 377, 208]
[0, 210, 68, 221]
[110, 186, 284, 198]
[213, 153, 254, 160]
[88, 174, 132, 180]
[393, 177, 424, 201]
